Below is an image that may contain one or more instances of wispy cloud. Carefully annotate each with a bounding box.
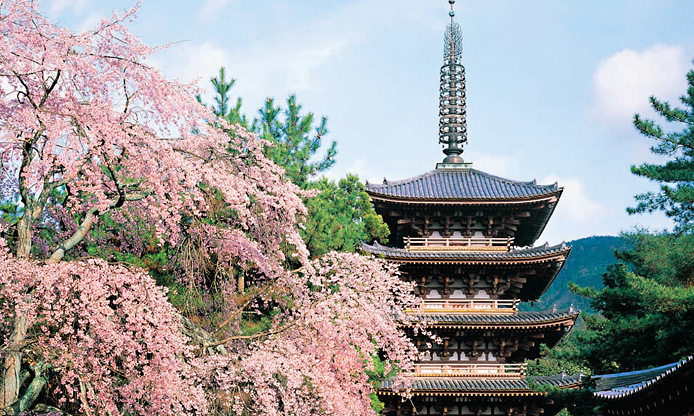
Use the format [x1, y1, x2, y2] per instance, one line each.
[543, 175, 606, 224]
[196, 0, 234, 21]
[473, 155, 519, 179]
[46, 0, 92, 14]
[590, 44, 688, 129]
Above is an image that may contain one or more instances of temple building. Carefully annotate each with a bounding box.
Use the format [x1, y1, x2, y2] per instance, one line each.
[592, 356, 694, 416]
[366, 2, 579, 415]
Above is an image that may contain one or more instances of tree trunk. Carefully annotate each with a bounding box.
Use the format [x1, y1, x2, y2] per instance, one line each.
[1, 313, 27, 411]
[1, 212, 33, 411]
[15, 210, 33, 259]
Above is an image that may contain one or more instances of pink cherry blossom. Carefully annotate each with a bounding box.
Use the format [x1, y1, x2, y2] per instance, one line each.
[0, 1, 417, 414]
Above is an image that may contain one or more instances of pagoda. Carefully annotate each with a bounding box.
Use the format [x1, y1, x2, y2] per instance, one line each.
[367, 2, 580, 415]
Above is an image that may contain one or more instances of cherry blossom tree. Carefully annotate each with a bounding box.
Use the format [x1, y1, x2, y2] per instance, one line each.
[0, 1, 416, 414]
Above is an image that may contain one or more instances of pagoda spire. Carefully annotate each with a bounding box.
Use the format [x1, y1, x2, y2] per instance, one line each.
[438, 0, 467, 164]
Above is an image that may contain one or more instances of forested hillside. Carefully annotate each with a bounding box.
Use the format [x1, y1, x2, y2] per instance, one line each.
[523, 236, 627, 312]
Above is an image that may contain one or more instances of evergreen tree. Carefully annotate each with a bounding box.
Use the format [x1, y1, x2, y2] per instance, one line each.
[257, 95, 337, 187]
[303, 175, 390, 257]
[207, 67, 388, 257]
[629, 64, 694, 231]
[569, 232, 694, 373]
[209, 67, 336, 187]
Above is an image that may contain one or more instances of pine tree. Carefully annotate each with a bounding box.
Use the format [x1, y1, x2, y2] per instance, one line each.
[629, 64, 694, 231]
[207, 68, 388, 257]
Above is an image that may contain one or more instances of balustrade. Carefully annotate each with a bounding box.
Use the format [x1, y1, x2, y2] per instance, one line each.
[412, 362, 526, 378]
[404, 236, 513, 252]
[410, 298, 519, 314]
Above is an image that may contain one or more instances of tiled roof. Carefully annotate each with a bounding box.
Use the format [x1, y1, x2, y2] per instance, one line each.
[361, 241, 570, 263]
[381, 373, 581, 393]
[366, 168, 560, 201]
[406, 310, 578, 327]
[592, 356, 694, 400]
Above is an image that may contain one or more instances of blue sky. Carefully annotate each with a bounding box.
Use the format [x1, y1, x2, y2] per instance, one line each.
[44, 0, 694, 244]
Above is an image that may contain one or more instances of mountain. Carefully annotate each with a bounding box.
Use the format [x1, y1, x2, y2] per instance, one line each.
[521, 236, 627, 313]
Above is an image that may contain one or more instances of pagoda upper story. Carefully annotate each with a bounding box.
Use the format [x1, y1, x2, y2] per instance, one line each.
[366, 166, 562, 248]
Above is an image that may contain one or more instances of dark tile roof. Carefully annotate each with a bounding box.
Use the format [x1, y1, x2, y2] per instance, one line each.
[406, 309, 578, 326]
[381, 373, 581, 392]
[361, 241, 570, 262]
[366, 168, 560, 201]
[592, 356, 694, 400]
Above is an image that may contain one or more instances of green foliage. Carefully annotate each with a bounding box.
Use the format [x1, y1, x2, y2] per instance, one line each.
[569, 232, 694, 373]
[203, 66, 249, 127]
[616, 230, 694, 286]
[628, 64, 694, 232]
[209, 67, 336, 187]
[0, 196, 21, 223]
[257, 95, 337, 188]
[526, 334, 590, 378]
[207, 67, 388, 258]
[303, 175, 389, 258]
[522, 236, 626, 312]
[541, 386, 602, 416]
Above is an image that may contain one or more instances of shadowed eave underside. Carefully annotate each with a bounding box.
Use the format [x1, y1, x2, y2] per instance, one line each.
[379, 372, 582, 395]
[404, 309, 579, 329]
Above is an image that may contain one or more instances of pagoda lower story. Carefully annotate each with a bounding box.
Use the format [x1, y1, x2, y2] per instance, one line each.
[380, 372, 581, 416]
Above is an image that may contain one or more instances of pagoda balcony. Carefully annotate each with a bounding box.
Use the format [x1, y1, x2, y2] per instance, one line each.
[403, 236, 514, 252]
[412, 363, 526, 378]
[408, 298, 519, 314]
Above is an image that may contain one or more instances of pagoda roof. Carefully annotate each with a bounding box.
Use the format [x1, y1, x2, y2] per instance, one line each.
[366, 167, 561, 203]
[380, 373, 581, 395]
[405, 309, 578, 329]
[592, 356, 694, 401]
[362, 242, 569, 300]
[362, 241, 569, 263]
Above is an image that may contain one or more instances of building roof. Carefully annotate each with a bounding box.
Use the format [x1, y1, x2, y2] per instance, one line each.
[362, 242, 569, 301]
[405, 309, 578, 328]
[380, 373, 581, 395]
[592, 356, 694, 400]
[366, 167, 560, 202]
[361, 241, 569, 263]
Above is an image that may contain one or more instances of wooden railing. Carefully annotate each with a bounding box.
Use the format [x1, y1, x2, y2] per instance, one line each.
[404, 236, 513, 252]
[412, 363, 526, 378]
[411, 298, 519, 313]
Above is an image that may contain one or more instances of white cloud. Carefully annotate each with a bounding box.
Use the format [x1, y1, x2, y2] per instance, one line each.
[76, 13, 103, 33]
[150, 0, 444, 112]
[322, 159, 372, 183]
[151, 41, 230, 86]
[473, 155, 519, 178]
[196, 0, 234, 21]
[590, 45, 688, 128]
[542, 175, 606, 224]
[47, 0, 91, 14]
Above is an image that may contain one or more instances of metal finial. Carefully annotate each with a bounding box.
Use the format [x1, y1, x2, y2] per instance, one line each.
[439, 0, 467, 164]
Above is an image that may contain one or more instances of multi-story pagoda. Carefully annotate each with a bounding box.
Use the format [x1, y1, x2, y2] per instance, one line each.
[367, 2, 580, 415]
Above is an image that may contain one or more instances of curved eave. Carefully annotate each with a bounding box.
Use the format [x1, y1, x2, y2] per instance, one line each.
[593, 356, 694, 402]
[363, 243, 571, 300]
[361, 242, 571, 265]
[367, 189, 562, 206]
[402, 311, 579, 331]
[378, 389, 547, 397]
[378, 374, 581, 396]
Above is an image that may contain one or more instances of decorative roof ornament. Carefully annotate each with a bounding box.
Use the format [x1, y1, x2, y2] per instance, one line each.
[439, 0, 467, 164]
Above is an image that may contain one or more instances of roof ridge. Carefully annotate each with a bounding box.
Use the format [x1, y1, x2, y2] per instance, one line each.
[467, 168, 554, 189]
